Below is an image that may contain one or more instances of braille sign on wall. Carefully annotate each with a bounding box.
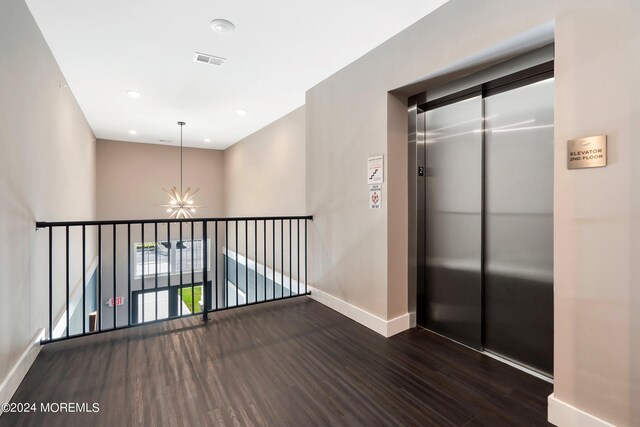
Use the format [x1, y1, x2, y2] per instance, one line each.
[567, 135, 607, 169]
[368, 155, 384, 184]
[369, 184, 381, 209]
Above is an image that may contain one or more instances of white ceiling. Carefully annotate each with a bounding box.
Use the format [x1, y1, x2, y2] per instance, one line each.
[26, 0, 448, 149]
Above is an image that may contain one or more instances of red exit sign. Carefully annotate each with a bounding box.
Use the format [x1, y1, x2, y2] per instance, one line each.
[107, 297, 124, 307]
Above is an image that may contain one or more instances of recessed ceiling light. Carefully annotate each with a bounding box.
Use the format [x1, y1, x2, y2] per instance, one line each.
[204, 138, 211, 143]
[210, 19, 235, 34]
[126, 90, 141, 99]
[128, 130, 137, 135]
[235, 109, 248, 116]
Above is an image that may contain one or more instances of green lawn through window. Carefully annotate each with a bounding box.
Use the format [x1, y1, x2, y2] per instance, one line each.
[179, 285, 203, 313]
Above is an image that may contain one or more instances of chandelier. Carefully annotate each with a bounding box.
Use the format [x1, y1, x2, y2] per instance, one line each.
[157, 121, 205, 218]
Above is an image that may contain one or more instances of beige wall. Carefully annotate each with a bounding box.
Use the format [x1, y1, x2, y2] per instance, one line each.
[224, 106, 305, 217]
[0, 0, 96, 392]
[97, 140, 225, 219]
[223, 106, 306, 280]
[306, 0, 639, 425]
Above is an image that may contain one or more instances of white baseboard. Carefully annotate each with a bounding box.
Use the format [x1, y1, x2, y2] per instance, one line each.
[308, 287, 410, 338]
[548, 393, 615, 427]
[386, 313, 411, 337]
[0, 328, 45, 414]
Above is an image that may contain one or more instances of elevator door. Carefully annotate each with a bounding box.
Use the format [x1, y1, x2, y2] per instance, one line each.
[424, 96, 483, 350]
[421, 77, 554, 375]
[484, 78, 554, 374]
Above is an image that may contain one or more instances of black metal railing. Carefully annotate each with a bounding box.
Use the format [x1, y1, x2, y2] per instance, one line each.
[36, 215, 312, 344]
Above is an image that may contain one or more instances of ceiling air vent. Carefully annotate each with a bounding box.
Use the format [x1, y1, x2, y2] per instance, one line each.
[194, 52, 226, 66]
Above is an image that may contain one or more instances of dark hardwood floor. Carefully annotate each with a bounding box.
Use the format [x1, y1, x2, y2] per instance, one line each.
[2, 298, 552, 426]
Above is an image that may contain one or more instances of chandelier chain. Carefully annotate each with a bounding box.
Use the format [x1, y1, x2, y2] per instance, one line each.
[156, 121, 206, 219]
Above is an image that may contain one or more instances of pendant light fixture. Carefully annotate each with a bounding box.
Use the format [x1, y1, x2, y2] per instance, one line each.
[156, 121, 205, 218]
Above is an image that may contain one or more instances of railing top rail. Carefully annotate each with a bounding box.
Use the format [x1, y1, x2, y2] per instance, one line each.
[36, 215, 313, 229]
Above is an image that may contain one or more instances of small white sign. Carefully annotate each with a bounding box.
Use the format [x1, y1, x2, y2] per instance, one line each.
[368, 155, 384, 184]
[369, 185, 382, 209]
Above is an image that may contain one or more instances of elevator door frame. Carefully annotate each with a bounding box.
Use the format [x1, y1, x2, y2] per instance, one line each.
[411, 60, 554, 376]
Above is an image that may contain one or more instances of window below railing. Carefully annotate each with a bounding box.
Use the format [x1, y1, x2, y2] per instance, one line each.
[134, 239, 208, 278]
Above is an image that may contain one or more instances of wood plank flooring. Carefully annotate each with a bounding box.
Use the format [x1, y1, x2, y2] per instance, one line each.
[1, 298, 552, 426]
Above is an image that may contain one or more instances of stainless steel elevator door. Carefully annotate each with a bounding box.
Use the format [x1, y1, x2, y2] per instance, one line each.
[484, 78, 554, 375]
[424, 96, 483, 350]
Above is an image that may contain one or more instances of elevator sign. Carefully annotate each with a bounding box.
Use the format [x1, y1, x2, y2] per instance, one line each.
[567, 135, 607, 169]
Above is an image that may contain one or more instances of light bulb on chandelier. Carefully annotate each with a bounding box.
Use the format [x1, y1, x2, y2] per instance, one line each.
[155, 121, 206, 219]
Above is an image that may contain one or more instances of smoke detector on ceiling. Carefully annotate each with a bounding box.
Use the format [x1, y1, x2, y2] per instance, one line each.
[194, 52, 226, 66]
[210, 19, 235, 34]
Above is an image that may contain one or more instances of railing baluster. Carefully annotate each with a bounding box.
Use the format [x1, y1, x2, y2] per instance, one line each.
[180, 221, 183, 317]
[98, 225, 102, 331]
[305, 219, 308, 294]
[280, 220, 283, 299]
[225, 221, 228, 307]
[235, 220, 239, 307]
[49, 227, 52, 340]
[127, 224, 131, 326]
[167, 222, 171, 319]
[272, 219, 275, 300]
[245, 220, 248, 304]
[214, 221, 218, 310]
[254, 220, 258, 303]
[297, 219, 300, 296]
[289, 219, 292, 298]
[66, 226, 70, 337]
[264, 219, 267, 301]
[202, 220, 208, 321]
[141, 223, 145, 323]
[155, 222, 158, 321]
[191, 221, 194, 313]
[113, 224, 117, 329]
[82, 225, 86, 335]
